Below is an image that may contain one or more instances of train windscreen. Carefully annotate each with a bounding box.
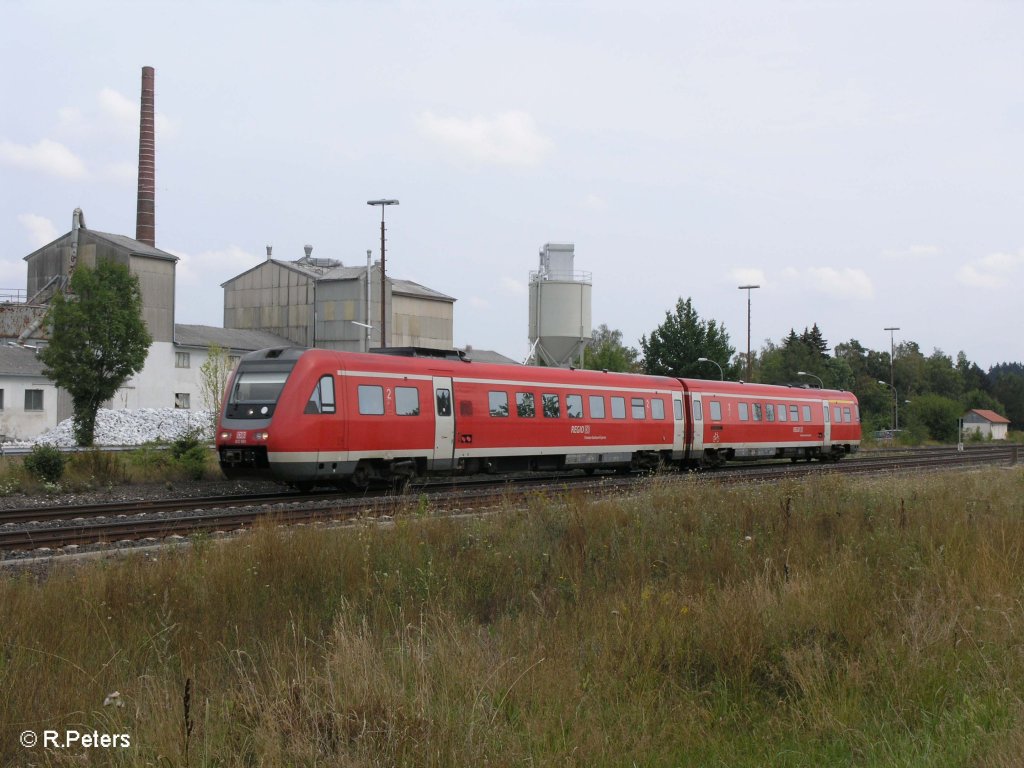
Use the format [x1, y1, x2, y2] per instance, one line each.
[225, 371, 290, 418]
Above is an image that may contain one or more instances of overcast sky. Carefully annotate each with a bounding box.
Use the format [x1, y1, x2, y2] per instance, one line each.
[2, 1, 1022, 368]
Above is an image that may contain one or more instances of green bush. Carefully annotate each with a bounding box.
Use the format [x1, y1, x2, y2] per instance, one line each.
[23, 444, 66, 483]
[175, 444, 210, 480]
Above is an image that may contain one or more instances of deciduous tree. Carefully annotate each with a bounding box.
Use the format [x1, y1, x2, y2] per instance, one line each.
[640, 298, 737, 379]
[39, 261, 152, 446]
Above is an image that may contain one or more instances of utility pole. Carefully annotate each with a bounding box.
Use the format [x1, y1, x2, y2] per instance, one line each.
[738, 284, 760, 380]
[884, 326, 900, 430]
[367, 199, 399, 348]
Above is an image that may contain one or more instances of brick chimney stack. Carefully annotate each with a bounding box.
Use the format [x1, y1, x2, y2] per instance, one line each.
[135, 66, 156, 246]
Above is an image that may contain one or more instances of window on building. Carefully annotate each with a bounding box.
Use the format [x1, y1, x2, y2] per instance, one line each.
[516, 392, 535, 418]
[611, 396, 626, 419]
[631, 398, 646, 419]
[489, 391, 510, 417]
[358, 385, 385, 415]
[0, 389, 4, 410]
[589, 395, 606, 419]
[396, 386, 420, 416]
[542, 393, 560, 418]
[175, 352, 190, 369]
[24, 389, 43, 411]
[565, 394, 584, 419]
[652, 398, 666, 420]
[174, 392, 190, 409]
[710, 400, 722, 421]
[738, 402, 749, 421]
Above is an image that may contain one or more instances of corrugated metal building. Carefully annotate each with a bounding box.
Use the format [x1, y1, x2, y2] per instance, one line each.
[222, 247, 455, 351]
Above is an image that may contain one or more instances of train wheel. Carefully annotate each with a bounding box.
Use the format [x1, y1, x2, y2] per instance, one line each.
[293, 481, 315, 493]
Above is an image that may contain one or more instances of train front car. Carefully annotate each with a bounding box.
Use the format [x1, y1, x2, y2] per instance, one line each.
[217, 347, 309, 483]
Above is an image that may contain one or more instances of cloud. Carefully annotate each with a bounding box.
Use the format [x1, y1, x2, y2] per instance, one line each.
[956, 250, 1024, 290]
[0, 138, 87, 179]
[781, 266, 874, 300]
[17, 214, 59, 248]
[173, 245, 260, 286]
[417, 110, 553, 167]
[882, 245, 940, 260]
[581, 193, 608, 211]
[728, 268, 766, 287]
[99, 87, 139, 134]
[500, 276, 526, 296]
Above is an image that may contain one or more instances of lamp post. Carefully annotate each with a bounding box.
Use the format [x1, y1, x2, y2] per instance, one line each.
[878, 380, 898, 431]
[738, 284, 760, 380]
[883, 326, 900, 433]
[367, 199, 399, 348]
[796, 371, 823, 388]
[697, 357, 724, 380]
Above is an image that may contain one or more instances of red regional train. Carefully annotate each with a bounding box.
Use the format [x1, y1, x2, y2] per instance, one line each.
[217, 347, 861, 489]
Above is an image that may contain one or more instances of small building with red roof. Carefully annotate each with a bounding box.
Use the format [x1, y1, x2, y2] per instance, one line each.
[962, 409, 1011, 441]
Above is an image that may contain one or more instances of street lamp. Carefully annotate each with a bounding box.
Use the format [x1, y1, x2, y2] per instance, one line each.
[878, 380, 899, 431]
[738, 285, 760, 380]
[697, 357, 724, 380]
[883, 326, 900, 432]
[796, 371, 824, 388]
[368, 199, 399, 348]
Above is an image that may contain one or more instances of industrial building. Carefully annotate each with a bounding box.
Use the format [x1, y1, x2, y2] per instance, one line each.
[222, 245, 454, 352]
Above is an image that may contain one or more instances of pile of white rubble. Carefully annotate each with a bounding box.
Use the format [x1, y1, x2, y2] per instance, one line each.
[7, 409, 215, 448]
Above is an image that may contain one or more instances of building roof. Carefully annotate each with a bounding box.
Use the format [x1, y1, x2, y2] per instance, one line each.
[459, 346, 520, 365]
[174, 324, 296, 352]
[24, 229, 179, 263]
[965, 408, 1011, 424]
[221, 258, 455, 302]
[0, 344, 47, 377]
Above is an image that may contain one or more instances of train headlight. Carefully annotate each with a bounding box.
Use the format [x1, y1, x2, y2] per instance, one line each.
[255, 431, 270, 441]
[219, 431, 231, 441]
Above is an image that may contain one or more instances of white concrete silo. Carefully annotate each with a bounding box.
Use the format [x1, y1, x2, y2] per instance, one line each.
[528, 243, 592, 367]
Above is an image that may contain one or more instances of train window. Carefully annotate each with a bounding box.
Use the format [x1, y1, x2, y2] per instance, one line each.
[738, 402, 749, 421]
[566, 394, 584, 419]
[231, 371, 289, 404]
[631, 398, 646, 419]
[589, 395, 606, 419]
[542, 393, 560, 418]
[516, 392, 535, 418]
[436, 389, 452, 417]
[778, 403, 788, 422]
[396, 386, 420, 416]
[823, 405, 830, 423]
[833, 406, 842, 422]
[691, 400, 701, 421]
[358, 385, 384, 415]
[790, 404, 800, 421]
[674, 399, 683, 420]
[305, 375, 336, 414]
[854, 405, 860, 422]
[802, 405, 812, 421]
[652, 398, 666, 420]
[611, 397, 626, 419]
[753, 403, 762, 421]
[709, 400, 722, 421]
[843, 407, 852, 423]
[766, 404, 775, 422]
[489, 391, 510, 417]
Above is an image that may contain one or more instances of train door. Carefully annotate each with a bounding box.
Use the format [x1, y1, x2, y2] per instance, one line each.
[432, 376, 455, 470]
[690, 393, 704, 456]
[821, 399, 832, 450]
[672, 394, 686, 460]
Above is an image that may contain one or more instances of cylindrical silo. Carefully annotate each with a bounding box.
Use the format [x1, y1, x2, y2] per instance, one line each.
[528, 243, 592, 367]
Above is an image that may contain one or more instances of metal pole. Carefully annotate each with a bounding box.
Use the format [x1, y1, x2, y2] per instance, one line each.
[884, 327, 900, 431]
[738, 285, 759, 380]
[365, 249, 372, 351]
[380, 216, 386, 348]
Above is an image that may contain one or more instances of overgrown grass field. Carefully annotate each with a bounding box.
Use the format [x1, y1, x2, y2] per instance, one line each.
[2, 468, 1023, 766]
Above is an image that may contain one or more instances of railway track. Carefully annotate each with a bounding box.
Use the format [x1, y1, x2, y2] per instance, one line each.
[1, 444, 1017, 556]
